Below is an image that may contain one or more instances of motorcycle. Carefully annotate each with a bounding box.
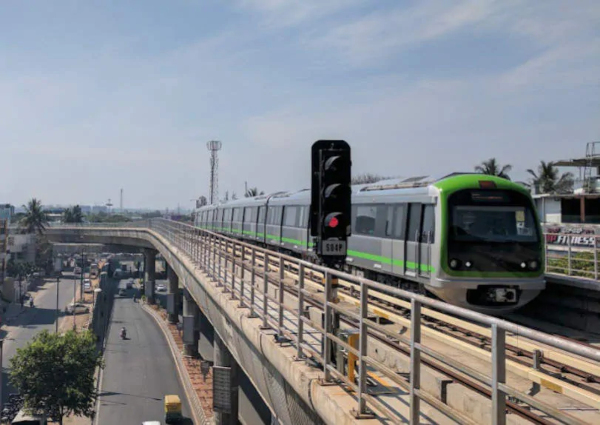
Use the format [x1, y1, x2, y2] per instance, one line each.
[120, 327, 127, 340]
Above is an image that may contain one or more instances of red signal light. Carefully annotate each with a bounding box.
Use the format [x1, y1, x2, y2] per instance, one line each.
[328, 216, 339, 228]
[479, 180, 497, 189]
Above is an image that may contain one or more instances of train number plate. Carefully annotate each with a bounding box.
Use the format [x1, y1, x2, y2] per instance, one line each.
[321, 240, 347, 256]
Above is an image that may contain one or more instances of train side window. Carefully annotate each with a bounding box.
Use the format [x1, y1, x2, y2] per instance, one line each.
[355, 205, 377, 235]
[258, 206, 265, 224]
[303, 206, 310, 227]
[284, 206, 297, 227]
[394, 204, 406, 239]
[407, 204, 422, 241]
[422, 205, 435, 243]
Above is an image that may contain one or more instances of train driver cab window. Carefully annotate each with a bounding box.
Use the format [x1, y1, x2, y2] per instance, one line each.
[422, 205, 435, 243]
[355, 205, 377, 235]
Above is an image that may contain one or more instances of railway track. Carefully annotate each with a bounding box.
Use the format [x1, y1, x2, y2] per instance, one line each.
[196, 236, 600, 424]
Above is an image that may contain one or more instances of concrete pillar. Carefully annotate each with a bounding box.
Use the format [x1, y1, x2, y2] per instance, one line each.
[166, 264, 179, 324]
[182, 291, 199, 357]
[214, 331, 240, 425]
[144, 249, 156, 304]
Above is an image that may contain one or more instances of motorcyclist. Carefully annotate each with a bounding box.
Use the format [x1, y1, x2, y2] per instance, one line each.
[29, 298, 34, 308]
[120, 327, 127, 339]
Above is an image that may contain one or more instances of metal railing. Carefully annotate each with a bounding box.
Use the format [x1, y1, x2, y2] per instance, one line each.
[58, 219, 600, 424]
[545, 232, 599, 280]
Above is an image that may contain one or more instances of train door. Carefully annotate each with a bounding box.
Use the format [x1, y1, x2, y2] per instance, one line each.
[405, 203, 422, 277]
[419, 204, 435, 278]
[391, 204, 406, 276]
[380, 206, 394, 274]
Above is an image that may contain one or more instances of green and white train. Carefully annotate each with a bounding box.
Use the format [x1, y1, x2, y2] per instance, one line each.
[195, 173, 545, 313]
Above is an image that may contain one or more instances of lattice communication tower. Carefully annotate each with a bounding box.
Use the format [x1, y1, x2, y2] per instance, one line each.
[207, 140, 222, 204]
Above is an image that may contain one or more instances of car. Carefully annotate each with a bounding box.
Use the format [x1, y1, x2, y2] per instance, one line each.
[74, 267, 82, 275]
[156, 284, 167, 292]
[65, 303, 89, 314]
[84, 283, 93, 293]
[126, 280, 133, 289]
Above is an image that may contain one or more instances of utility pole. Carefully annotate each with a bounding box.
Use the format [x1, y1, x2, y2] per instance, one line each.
[55, 276, 60, 333]
[80, 248, 85, 302]
[0, 339, 3, 412]
[73, 273, 76, 330]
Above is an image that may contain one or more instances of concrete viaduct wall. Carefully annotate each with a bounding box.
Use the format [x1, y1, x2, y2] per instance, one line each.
[46, 227, 350, 425]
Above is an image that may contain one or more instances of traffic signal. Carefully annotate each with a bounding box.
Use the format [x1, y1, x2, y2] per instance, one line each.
[311, 140, 352, 261]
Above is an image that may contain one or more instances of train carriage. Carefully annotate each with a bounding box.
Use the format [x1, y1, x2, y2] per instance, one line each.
[195, 173, 545, 313]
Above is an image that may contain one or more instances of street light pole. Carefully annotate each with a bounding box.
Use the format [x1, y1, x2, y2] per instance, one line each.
[55, 276, 60, 333]
[0, 339, 3, 412]
[80, 248, 85, 302]
[73, 273, 76, 330]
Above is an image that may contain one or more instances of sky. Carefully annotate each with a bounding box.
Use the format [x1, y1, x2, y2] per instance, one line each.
[0, 0, 598, 209]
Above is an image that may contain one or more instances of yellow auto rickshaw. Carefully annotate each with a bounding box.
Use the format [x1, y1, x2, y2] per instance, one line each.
[164, 394, 183, 423]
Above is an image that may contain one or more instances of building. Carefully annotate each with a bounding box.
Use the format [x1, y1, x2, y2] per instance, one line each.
[0, 204, 14, 284]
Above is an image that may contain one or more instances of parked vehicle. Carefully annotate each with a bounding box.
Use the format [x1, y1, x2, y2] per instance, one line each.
[65, 303, 89, 315]
[156, 284, 167, 292]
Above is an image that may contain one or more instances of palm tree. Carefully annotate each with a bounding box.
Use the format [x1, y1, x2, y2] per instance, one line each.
[527, 161, 574, 194]
[245, 187, 265, 197]
[474, 158, 512, 180]
[20, 198, 49, 235]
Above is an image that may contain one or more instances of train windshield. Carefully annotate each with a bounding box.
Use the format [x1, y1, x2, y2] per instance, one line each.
[449, 190, 539, 244]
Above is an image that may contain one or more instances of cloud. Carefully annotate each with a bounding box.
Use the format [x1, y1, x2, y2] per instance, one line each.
[235, 0, 364, 28]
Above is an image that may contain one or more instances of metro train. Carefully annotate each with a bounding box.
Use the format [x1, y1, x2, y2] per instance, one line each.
[194, 173, 545, 313]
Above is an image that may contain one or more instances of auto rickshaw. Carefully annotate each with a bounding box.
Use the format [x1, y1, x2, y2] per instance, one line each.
[164, 394, 183, 423]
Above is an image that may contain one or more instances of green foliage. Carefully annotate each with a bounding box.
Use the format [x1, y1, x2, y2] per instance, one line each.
[87, 212, 131, 223]
[19, 198, 49, 235]
[140, 210, 163, 219]
[548, 251, 596, 278]
[351, 173, 393, 185]
[63, 205, 84, 223]
[10, 330, 103, 424]
[6, 258, 37, 277]
[474, 158, 512, 180]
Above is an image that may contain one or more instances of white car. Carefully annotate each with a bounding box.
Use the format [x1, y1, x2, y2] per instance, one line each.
[65, 303, 89, 314]
[156, 284, 167, 292]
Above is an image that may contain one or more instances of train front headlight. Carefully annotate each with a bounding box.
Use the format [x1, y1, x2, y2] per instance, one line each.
[528, 260, 539, 270]
[465, 261, 473, 268]
[520, 262, 527, 269]
[449, 259, 460, 269]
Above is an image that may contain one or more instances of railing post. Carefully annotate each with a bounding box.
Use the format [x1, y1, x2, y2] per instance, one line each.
[357, 282, 368, 416]
[261, 253, 270, 329]
[211, 235, 217, 279]
[410, 299, 421, 425]
[323, 272, 332, 382]
[223, 240, 229, 292]
[249, 248, 257, 318]
[239, 245, 246, 307]
[296, 263, 305, 360]
[278, 257, 285, 339]
[216, 237, 223, 287]
[492, 324, 507, 425]
[231, 242, 237, 299]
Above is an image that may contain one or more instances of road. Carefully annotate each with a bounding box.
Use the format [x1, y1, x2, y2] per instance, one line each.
[96, 280, 192, 424]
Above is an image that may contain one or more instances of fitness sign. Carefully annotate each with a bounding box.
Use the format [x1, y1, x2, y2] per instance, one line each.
[544, 225, 598, 247]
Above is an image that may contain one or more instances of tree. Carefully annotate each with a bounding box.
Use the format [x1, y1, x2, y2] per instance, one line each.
[224, 191, 229, 202]
[351, 173, 392, 185]
[245, 187, 265, 197]
[10, 330, 103, 424]
[527, 161, 574, 194]
[474, 158, 512, 180]
[232, 192, 238, 200]
[20, 198, 49, 235]
[62, 206, 83, 223]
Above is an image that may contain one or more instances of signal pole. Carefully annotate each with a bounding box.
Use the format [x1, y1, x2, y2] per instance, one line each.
[310, 140, 352, 369]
